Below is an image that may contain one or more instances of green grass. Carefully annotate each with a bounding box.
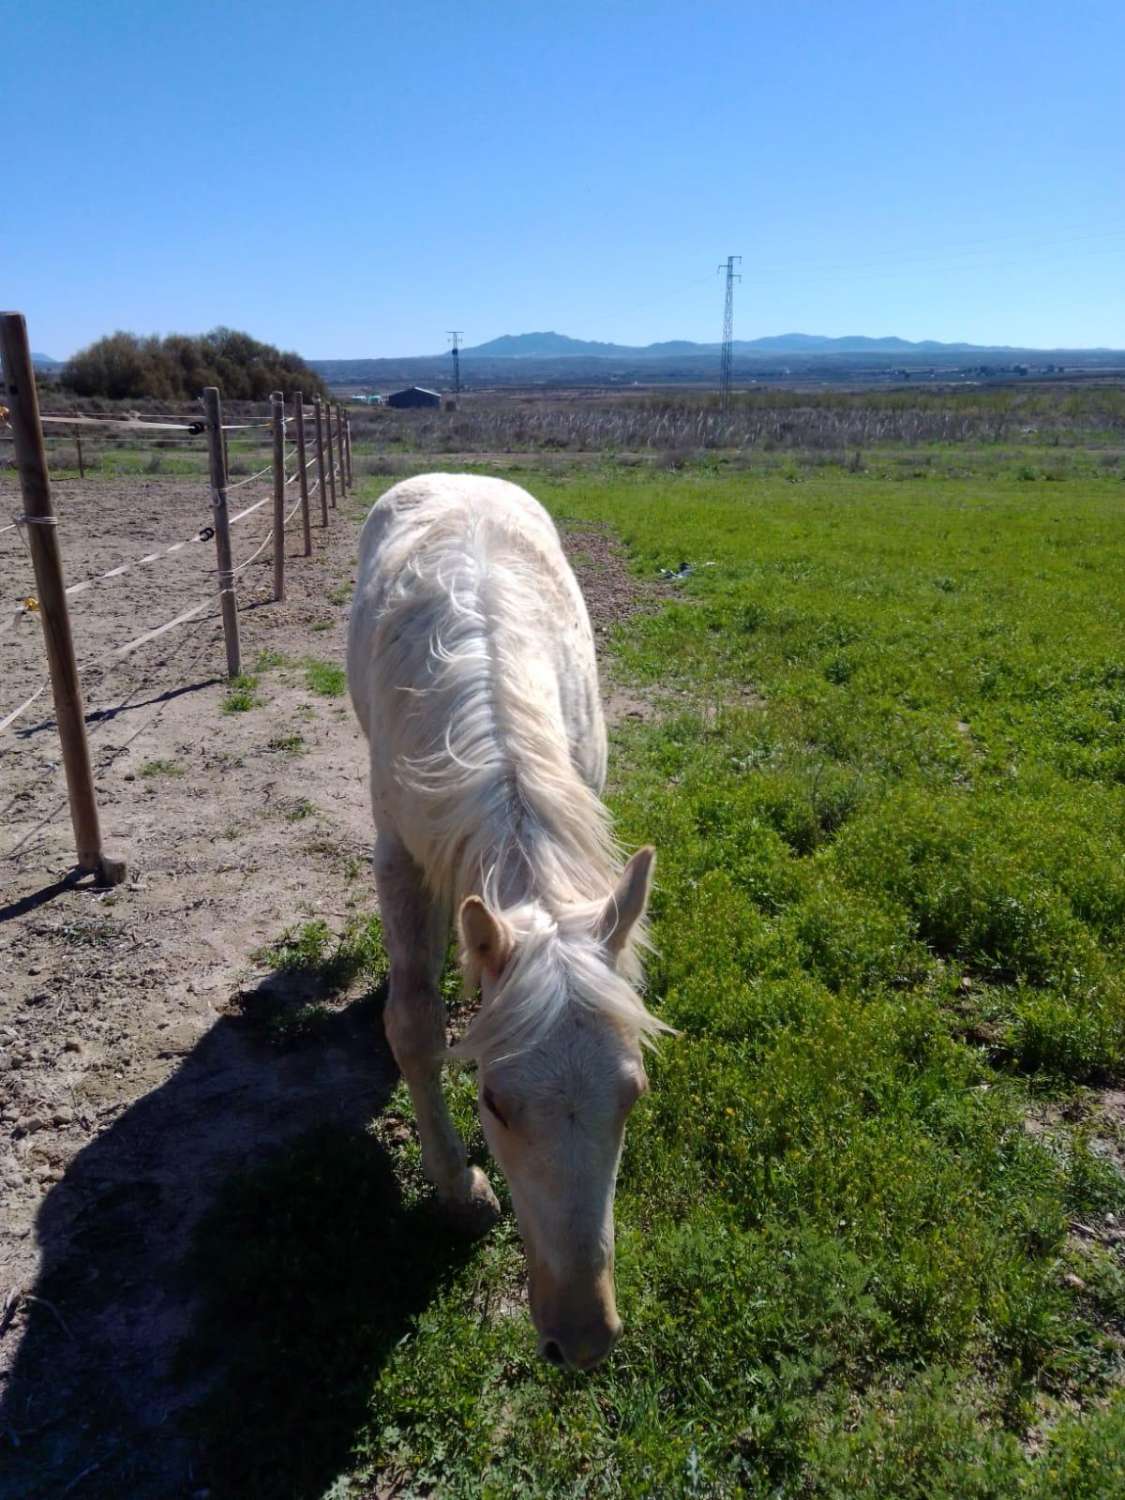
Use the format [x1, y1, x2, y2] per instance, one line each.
[267, 731, 306, 756]
[184, 468, 1125, 1499]
[244, 915, 388, 1048]
[303, 657, 347, 697]
[220, 673, 261, 713]
[138, 757, 183, 778]
[253, 913, 386, 993]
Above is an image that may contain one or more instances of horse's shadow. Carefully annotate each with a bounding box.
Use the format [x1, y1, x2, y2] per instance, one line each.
[0, 974, 479, 1500]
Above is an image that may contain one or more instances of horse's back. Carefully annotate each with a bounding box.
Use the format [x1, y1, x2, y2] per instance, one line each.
[348, 474, 573, 690]
[347, 474, 607, 844]
[355, 472, 559, 578]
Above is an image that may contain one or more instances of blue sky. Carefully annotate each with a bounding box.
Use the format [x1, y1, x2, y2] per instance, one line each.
[8, 1, 1124, 357]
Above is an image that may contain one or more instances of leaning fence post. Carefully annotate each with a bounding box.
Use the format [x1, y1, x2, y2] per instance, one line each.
[203, 386, 241, 680]
[0, 311, 125, 885]
[271, 390, 286, 601]
[324, 395, 338, 510]
[344, 412, 354, 488]
[313, 396, 329, 527]
[294, 391, 311, 556]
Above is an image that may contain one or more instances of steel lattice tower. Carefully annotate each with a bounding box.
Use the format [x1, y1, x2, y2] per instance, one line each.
[717, 256, 741, 412]
[448, 331, 464, 394]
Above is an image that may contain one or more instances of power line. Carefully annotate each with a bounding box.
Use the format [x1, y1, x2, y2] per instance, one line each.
[717, 255, 741, 413]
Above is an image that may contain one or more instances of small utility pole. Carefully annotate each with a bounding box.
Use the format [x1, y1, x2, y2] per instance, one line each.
[0, 311, 125, 884]
[448, 331, 463, 394]
[717, 255, 741, 414]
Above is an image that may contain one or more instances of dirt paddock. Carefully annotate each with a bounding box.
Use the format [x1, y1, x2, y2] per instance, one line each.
[0, 473, 655, 1496]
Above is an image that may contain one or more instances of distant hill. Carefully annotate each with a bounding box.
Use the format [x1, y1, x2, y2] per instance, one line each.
[463, 331, 714, 359]
[465, 332, 631, 358]
[736, 333, 991, 354]
[32, 352, 61, 368]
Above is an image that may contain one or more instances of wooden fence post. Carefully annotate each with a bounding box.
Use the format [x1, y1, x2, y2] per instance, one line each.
[313, 396, 329, 527]
[271, 390, 286, 601]
[0, 312, 125, 885]
[324, 395, 338, 510]
[294, 391, 311, 556]
[336, 405, 349, 495]
[76, 431, 85, 479]
[344, 412, 354, 488]
[342, 405, 351, 492]
[202, 386, 242, 680]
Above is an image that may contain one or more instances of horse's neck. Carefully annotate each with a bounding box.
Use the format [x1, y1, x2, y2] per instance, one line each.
[453, 778, 607, 916]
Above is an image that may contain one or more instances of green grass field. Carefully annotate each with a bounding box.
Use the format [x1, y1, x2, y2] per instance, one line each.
[186, 467, 1124, 1498]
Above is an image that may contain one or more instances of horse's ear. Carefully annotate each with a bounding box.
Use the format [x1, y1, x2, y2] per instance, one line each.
[459, 896, 514, 986]
[598, 846, 655, 956]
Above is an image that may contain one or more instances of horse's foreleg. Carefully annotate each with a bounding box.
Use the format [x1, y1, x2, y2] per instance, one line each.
[374, 832, 500, 1234]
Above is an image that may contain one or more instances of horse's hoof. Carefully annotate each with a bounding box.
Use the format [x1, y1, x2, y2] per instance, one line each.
[443, 1166, 501, 1237]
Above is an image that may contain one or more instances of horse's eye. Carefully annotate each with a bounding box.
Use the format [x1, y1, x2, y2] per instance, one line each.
[482, 1088, 508, 1128]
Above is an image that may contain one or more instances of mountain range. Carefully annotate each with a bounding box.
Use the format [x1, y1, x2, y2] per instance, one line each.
[307, 331, 1122, 390]
[459, 331, 1015, 358]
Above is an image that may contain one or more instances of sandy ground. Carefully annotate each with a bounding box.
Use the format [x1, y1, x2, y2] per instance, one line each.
[0, 472, 660, 1498]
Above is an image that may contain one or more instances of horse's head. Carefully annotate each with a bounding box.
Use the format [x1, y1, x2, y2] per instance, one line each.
[456, 847, 663, 1371]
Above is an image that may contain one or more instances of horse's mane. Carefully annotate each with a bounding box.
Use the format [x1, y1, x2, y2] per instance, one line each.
[382, 509, 617, 906]
[373, 503, 666, 1061]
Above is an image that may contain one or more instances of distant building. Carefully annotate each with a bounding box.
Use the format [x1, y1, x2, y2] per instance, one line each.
[386, 386, 441, 410]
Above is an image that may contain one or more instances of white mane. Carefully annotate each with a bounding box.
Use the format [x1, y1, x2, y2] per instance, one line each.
[357, 487, 664, 1061]
[376, 509, 617, 906]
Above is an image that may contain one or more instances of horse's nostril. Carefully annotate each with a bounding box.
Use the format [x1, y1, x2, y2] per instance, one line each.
[541, 1339, 565, 1367]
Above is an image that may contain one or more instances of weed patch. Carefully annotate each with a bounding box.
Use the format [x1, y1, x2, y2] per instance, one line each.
[220, 674, 260, 714]
[303, 658, 346, 697]
[138, 758, 183, 778]
[253, 914, 386, 997]
[266, 732, 306, 756]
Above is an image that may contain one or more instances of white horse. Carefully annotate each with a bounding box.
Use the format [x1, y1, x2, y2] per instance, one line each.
[347, 473, 666, 1371]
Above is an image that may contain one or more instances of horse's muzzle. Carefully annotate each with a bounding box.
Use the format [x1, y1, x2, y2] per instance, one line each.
[537, 1313, 622, 1372]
